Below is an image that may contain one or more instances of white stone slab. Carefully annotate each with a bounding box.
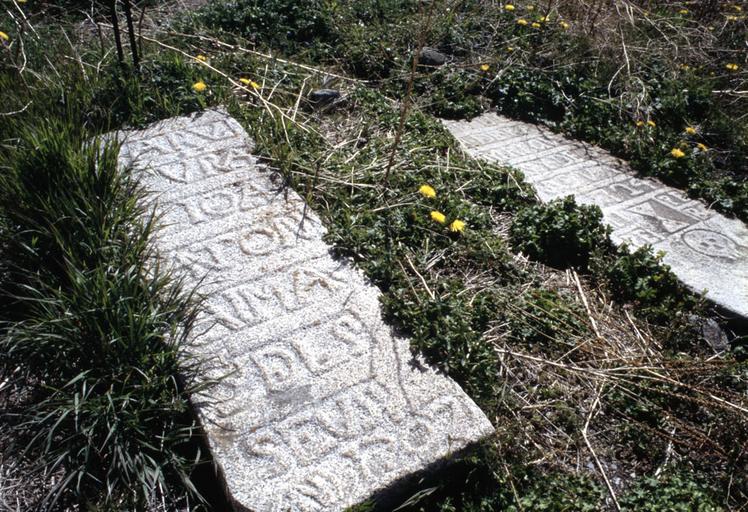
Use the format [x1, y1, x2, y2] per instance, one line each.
[117, 109, 494, 511]
[444, 113, 748, 319]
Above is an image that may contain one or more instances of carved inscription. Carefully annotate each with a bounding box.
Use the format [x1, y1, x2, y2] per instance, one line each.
[444, 113, 748, 318]
[119, 109, 494, 512]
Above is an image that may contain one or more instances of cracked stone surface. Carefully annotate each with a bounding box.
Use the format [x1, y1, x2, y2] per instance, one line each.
[116, 109, 494, 512]
[444, 113, 748, 319]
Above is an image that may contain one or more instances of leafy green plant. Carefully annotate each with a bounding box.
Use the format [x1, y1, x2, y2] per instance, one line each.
[619, 471, 724, 512]
[591, 244, 698, 326]
[510, 196, 612, 270]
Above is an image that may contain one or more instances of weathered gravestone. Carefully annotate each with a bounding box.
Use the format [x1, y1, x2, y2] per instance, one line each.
[117, 109, 494, 512]
[444, 113, 748, 320]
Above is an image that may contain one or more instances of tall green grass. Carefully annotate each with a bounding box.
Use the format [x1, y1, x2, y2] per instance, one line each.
[0, 120, 208, 509]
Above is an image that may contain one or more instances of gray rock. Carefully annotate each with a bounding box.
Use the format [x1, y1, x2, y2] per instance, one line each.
[309, 88, 341, 105]
[117, 109, 494, 512]
[688, 315, 730, 352]
[419, 47, 447, 66]
[443, 113, 748, 320]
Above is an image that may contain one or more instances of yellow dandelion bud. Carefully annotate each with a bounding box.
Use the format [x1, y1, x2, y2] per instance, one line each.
[679, 9, 689, 15]
[696, 143, 708, 152]
[0, 31, 9, 42]
[505, 4, 515, 11]
[480, 63, 490, 72]
[685, 126, 697, 135]
[419, 184, 437, 198]
[192, 81, 207, 93]
[636, 120, 645, 127]
[449, 219, 466, 233]
[195, 54, 207, 62]
[539, 16, 549, 22]
[670, 148, 686, 158]
[680, 64, 690, 71]
[517, 18, 528, 25]
[430, 211, 446, 224]
[647, 120, 656, 128]
[531, 22, 541, 28]
[726, 63, 739, 71]
[507, 47, 515, 52]
[560, 21, 570, 29]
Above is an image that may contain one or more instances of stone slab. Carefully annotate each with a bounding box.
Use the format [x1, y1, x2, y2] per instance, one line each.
[117, 109, 494, 512]
[444, 113, 748, 319]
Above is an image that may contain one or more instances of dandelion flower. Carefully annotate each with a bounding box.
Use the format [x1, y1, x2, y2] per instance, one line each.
[0, 31, 9, 42]
[449, 219, 466, 233]
[647, 120, 656, 128]
[531, 22, 541, 28]
[517, 18, 528, 25]
[539, 15, 549, 22]
[240, 78, 261, 89]
[192, 81, 207, 93]
[419, 184, 437, 198]
[195, 54, 208, 62]
[430, 211, 446, 224]
[505, 4, 515, 11]
[560, 21, 570, 29]
[670, 148, 686, 158]
[726, 15, 738, 21]
[507, 47, 515, 52]
[679, 9, 689, 15]
[480, 63, 490, 71]
[726, 63, 739, 71]
[697, 143, 708, 152]
[636, 120, 645, 127]
[685, 126, 697, 135]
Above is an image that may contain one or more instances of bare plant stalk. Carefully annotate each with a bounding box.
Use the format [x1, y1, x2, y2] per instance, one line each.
[382, 0, 437, 187]
[122, 0, 139, 71]
[110, 0, 124, 66]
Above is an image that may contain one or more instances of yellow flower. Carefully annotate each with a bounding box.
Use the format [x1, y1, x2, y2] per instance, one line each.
[239, 78, 261, 89]
[449, 219, 466, 233]
[505, 4, 515, 11]
[726, 15, 738, 21]
[430, 211, 446, 224]
[726, 63, 739, 71]
[685, 126, 697, 135]
[531, 22, 541, 28]
[527, 5, 535, 10]
[670, 148, 686, 158]
[734, 5, 743, 11]
[679, 9, 689, 15]
[559, 21, 570, 29]
[517, 18, 528, 25]
[636, 120, 645, 127]
[680, 64, 690, 71]
[538, 15, 549, 22]
[646, 120, 656, 128]
[192, 81, 207, 93]
[696, 143, 708, 152]
[507, 47, 515, 52]
[480, 63, 490, 72]
[195, 54, 207, 62]
[419, 184, 437, 198]
[0, 31, 9, 42]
